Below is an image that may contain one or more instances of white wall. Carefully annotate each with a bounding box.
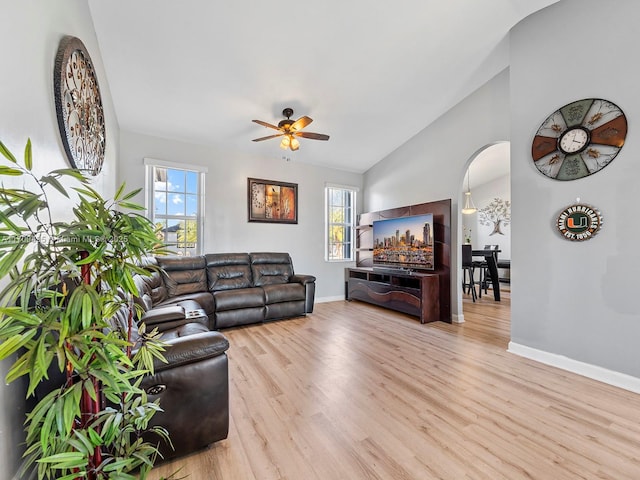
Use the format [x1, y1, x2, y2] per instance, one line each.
[510, 0, 640, 380]
[1, 2, 119, 478]
[118, 130, 363, 301]
[363, 68, 511, 321]
[462, 173, 511, 261]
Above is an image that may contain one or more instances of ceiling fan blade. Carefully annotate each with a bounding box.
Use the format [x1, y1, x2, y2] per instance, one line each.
[290, 116, 313, 132]
[252, 133, 284, 142]
[294, 131, 330, 141]
[252, 119, 281, 131]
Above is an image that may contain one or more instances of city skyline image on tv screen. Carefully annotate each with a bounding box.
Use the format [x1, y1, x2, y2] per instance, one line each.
[372, 213, 434, 270]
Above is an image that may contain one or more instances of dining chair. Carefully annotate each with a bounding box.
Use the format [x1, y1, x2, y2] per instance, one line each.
[462, 244, 477, 302]
[478, 244, 499, 295]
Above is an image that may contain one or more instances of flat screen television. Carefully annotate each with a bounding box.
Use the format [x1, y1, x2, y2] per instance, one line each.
[372, 213, 435, 271]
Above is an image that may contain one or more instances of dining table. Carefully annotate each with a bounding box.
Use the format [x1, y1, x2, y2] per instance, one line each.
[472, 249, 501, 301]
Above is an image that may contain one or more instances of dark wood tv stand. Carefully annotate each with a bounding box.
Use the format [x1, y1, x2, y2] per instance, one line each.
[346, 267, 440, 323]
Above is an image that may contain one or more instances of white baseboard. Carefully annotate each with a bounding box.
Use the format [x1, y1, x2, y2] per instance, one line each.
[508, 342, 640, 394]
[452, 313, 465, 324]
[315, 295, 346, 303]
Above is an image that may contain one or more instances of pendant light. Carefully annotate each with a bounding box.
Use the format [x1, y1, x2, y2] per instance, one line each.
[461, 168, 477, 214]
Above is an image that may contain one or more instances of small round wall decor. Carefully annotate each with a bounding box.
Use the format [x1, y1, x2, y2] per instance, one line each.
[54, 35, 106, 176]
[556, 203, 603, 241]
[532, 98, 627, 181]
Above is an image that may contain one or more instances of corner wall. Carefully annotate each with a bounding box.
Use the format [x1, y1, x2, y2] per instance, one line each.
[0, 2, 119, 478]
[363, 68, 511, 321]
[510, 0, 640, 381]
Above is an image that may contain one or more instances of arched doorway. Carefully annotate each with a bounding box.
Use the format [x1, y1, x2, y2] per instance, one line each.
[458, 142, 511, 333]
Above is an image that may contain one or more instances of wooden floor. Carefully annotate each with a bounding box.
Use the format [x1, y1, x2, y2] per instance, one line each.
[149, 290, 640, 480]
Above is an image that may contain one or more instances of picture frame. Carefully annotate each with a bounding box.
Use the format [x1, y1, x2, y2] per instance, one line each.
[248, 177, 298, 224]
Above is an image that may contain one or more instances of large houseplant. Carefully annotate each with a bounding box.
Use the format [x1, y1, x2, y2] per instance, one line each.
[0, 139, 172, 479]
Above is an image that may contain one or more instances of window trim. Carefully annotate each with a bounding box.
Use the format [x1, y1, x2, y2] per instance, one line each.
[324, 184, 358, 262]
[144, 158, 207, 256]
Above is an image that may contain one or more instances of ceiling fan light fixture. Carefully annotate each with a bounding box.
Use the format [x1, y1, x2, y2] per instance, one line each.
[252, 108, 329, 151]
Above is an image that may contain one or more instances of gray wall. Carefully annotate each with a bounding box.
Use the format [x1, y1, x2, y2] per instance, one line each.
[363, 68, 511, 321]
[364, 0, 640, 381]
[0, 1, 119, 478]
[510, 0, 640, 378]
[118, 130, 363, 301]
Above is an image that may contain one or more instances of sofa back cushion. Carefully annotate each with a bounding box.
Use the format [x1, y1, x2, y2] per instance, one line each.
[205, 253, 253, 291]
[156, 256, 207, 297]
[133, 257, 168, 308]
[250, 252, 293, 286]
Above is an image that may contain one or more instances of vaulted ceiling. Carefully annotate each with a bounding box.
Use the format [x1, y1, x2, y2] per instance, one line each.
[88, 0, 559, 173]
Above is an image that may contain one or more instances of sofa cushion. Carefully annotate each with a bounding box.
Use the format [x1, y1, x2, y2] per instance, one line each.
[133, 271, 168, 309]
[265, 301, 305, 320]
[250, 252, 293, 286]
[205, 253, 252, 291]
[147, 270, 169, 304]
[215, 307, 265, 329]
[262, 283, 305, 304]
[213, 288, 264, 311]
[157, 292, 215, 316]
[157, 322, 210, 342]
[157, 256, 208, 296]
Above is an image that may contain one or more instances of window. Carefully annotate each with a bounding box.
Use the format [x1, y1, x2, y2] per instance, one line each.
[145, 159, 206, 256]
[325, 185, 356, 261]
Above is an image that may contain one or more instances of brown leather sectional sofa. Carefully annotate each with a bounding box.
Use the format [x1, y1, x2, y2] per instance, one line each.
[141, 252, 317, 330]
[128, 252, 315, 460]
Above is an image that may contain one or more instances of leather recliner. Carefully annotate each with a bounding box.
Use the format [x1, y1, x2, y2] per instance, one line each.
[108, 306, 230, 460]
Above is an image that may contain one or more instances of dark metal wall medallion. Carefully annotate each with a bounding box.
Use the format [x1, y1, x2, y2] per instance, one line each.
[54, 35, 106, 176]
[556, 203, 603, 241]
[532, 98, 627, 181]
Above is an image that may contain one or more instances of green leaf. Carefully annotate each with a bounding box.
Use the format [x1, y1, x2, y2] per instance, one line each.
[0, 307, 41, 326]
[120, 187, 142, 201]
[81, 293, 92, 329]
[0, 165, 23, 176]
[36, 451, 86, 465]
[118, 201, 145, 211]
[0, 208, 24, 234]
[49, 168, 87, 181]
[0, 140, 18, 163]
[0, 328, 37, 360]
[24, 138, 32, 171]
[0, 244, 26, 278]
[72, 186, 101, 200]
[114, 182, 126, 201]
[40, 175, 69, 198]
[5, 353, 29, 383]
[73, 429, 94, 453]
[87, 427, 103, 446]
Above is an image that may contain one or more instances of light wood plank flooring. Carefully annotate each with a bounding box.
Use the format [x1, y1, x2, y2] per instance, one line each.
[149, 292, 640, 480]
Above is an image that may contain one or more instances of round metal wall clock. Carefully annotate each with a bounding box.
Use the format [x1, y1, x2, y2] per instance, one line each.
[556, 203, 603, 241]
[531, 98, 627, 181]
[54, 35, 106, 176]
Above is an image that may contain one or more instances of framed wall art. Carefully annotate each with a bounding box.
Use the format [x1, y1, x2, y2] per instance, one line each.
[54, 35, 106, 176]
[248, 178, 298, 224]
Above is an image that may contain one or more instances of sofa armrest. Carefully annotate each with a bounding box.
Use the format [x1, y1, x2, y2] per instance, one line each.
[290, 274, 316, 313]
[141, 305, 185, 326]
[154, 330, 229, 372]
[290, 274, 316, 285]
[140, 330, 230, 459]
[141, 302, 208, 332]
